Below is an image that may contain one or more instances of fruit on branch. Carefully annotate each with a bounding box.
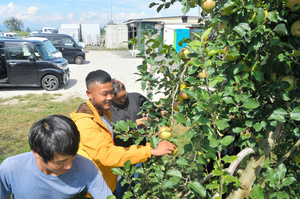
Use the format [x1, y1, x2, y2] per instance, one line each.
[286, 0, 300, 12]
[281, 76, 297, 91]
[170, 147, 178, 156]
[291, 20, 300, 37]
[173, 101, 181, 111]
[201, 0, 216, 13]
[180, 47, 191, 60]
[198, 70, 209, 78]
[158, 126, 172, 140]
[180, 90, 191, 99]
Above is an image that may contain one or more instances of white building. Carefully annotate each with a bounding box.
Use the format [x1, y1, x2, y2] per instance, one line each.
[59, 24, 101, 46]
[105, 25, 128, 49]
[124, 15, 203, 53]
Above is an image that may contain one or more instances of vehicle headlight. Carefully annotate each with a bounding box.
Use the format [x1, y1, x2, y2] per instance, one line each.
[55, 63, 64, 69]
[55, 61, 68, 70]
[81, 48, 85, 52]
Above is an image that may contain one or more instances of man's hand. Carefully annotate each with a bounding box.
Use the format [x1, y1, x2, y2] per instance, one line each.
[151, 140, 176, 156]
[136, 117, 153, 126]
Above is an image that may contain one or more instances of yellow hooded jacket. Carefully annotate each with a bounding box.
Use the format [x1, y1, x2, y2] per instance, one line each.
[70, 100, 152, 192]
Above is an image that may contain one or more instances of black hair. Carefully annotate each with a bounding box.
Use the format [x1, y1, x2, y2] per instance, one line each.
[112, 78, 126, 96]
[85, 69, 112, 89]
[29, 115, 80, 163]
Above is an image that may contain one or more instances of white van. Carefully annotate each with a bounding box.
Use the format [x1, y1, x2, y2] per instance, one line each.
[4, 32, 22, 39]
[25, 37, 63, 58]
[42, 27, 58, 33]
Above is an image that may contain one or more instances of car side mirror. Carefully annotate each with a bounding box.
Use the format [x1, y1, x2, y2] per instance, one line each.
[28, 55, 36, 61]
[73, 43, 76, 48]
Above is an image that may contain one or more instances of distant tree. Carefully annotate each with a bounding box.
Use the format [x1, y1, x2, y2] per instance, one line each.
[108, 20, 117, 25]
[26, 27, 31, 33]
[3, 17, 24, 31]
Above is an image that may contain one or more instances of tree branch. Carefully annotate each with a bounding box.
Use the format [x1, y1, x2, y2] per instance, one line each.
[176, 147, 258, 198]
[227, 121, 283, 199]
[276, 138, 300, 168]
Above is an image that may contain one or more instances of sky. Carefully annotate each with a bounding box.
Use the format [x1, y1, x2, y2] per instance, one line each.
[0, 0, 200, 31]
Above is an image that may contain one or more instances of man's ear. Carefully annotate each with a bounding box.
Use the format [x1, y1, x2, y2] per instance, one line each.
[86, 89, 92, 100]
[32, 150, 40, 158]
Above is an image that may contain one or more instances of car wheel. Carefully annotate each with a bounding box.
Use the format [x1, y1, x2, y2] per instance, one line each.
[75, 56, 84, 64]
[41, 75, 59, 91]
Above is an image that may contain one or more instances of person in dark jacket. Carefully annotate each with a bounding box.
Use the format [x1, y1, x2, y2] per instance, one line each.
[111, 79, 167, 198]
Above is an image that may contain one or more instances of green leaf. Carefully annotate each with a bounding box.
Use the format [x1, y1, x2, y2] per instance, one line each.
[212, 170, 225, 176]
[274, 23, 288, 35]
[208, 49, 224, 57]
[165, 2, 171, 8]
[172, 54, 181, 65]
[123, 159, 131, 171]
[149, 2, 158, 8]
[215, 118, 230, 130]
[106, 195, 117, 199]
[282, 177, 296, 186]
[252, 71, 265, 82]
[174, 112, 187, 124]
[181, 5, 190, 14]
[270, 191, 290, 199]
[150, 136, 159, 149]
[176, 158, 189, 166]
[146, 57, 156, 66]
[209, 137, 221, 148]
[167, 169, 183, 178]
[233, 23, 250, 36]
[202, 27, 213, 40]
[123, 191, 134, 198]
[116, 120, 130, 132]
[269, 108, 287, 122]
[290, 107, 300, 121]
[232, 127, 245, 134]
[253, 122, 263, 132]
[222, 135, 235, 146]
[188, 181, 206, 197]
[223, 175, 240, 185]
[242, 99, 260, 109]
[222, 155, 238, 163]
[112, 167, 124, 176]
[277, 163, 287, 180]
[157, 4, 164, 12]
[251, 184, 265, 199]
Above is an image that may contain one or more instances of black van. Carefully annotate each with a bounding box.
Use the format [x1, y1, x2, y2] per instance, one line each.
[0, 39, 70, 91]
[28, 33, 85, 64]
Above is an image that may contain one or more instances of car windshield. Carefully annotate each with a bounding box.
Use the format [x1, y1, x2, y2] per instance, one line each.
[44, 40, 57, 54]
[35, 44, 55, 60]
[13, 34, 22, 39]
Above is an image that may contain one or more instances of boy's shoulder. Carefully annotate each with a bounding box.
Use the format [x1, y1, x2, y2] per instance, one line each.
[1, 152, 33, 169]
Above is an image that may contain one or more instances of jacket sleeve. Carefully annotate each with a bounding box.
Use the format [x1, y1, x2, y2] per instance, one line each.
[75, 118, 152, 167]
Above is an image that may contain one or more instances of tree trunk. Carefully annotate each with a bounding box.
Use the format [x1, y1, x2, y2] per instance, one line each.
[227, 122, 282, 199]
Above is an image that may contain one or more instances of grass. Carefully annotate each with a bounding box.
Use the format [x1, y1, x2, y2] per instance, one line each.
[0, 93, 85, 163]
[0, 93, 188, 164]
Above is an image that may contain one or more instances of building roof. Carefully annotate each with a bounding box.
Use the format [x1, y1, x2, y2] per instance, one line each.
[124, 15, 202, 25]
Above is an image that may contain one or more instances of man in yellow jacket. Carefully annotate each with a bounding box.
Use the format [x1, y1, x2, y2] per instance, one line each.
[70, 69, 176, 194]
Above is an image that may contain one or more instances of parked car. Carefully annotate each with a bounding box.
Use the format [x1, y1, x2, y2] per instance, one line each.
[0, 38, 70, 91]
[25, 37, 63, 58]
[42, 27, 58, 33]
[4, 32, 22, 39]
[28, 33, 85, 64]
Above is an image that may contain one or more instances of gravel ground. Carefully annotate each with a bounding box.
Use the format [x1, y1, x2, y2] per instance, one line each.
[0, 50, 148, 100]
